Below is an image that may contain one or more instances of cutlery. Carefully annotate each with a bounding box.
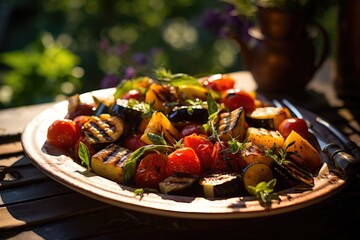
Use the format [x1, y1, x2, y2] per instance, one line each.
[273, 99, 360, 178]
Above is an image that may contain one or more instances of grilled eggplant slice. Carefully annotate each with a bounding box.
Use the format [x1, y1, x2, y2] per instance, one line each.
[215, 107, 246, 141]
[246, 107, 290, 130]
[83, 114, 124, 145]
[199, 172, 242, 198]
[110, 99, 143, 129]
[159, 172, 199, 195]
[91, 144, 132, 183]
[167, 106, 208, 124]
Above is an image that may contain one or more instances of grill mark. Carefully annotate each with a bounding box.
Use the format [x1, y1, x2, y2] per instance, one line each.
[230, 108, 241, 131]
[89, 121, 113, 141]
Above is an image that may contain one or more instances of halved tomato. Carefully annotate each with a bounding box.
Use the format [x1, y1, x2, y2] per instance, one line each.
[134, 153, 168, 189]
[221, 89, 255, 113]
[201, 74, 235, 93]
[211, 141, 245, 172]
[183, 133, 213, 171]
[167, 147, 202, 176]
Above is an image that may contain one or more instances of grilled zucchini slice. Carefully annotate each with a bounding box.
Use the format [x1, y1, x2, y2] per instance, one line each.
[159, 172, 199, 195]
[83, 114, 124, 145]
[145, 84, 176, 114]
[215, 107, 246, 141]
[242, 162, 274, 195]
[246, 107, 290, 130]
[91, 144, 132, 183]
[241, 142, 274, 166]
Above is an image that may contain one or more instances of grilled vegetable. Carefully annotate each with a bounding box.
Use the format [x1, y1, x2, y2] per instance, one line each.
[283, 130, 321, 173]
[83, 114, 124, 145]
[241, 142, 274, 166]
[145, 84, 176, 114]
[159, 172, 199, 195]
[246, 107, 290, 130]
[242, 162, 274, 195]
[91, 144, 132, 183]
[110, 99, 143, 129]
[215, 107, 246, 141]
[176, 85, 208, 101]
[167, 105, 208, 124]
[199, 172, 242, 198]
[140, 111, 180, 145]
[246, 127, 284, 149]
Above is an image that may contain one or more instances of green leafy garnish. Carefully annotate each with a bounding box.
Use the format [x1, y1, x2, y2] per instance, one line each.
[78, 142, 91, 170]
[114, 77, 149, 99]
[147, 133, 167, 145]
[248, 179, 279, 204]
[154, 68, 201, 87]
[227, 138, 246, 154]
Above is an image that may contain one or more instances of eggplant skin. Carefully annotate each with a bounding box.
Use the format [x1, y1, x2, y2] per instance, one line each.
[159, 172, 200, 196]
[167, 106, 208, 124]
[199, 172, 242, 198]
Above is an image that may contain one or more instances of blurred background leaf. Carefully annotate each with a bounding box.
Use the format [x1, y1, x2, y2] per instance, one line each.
[0, 0, 336, 108]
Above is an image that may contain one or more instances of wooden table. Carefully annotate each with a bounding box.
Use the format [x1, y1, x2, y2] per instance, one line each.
[1, 61, 360, 239]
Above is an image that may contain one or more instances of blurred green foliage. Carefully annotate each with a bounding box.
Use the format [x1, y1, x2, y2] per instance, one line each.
[0, 0, 337, 108]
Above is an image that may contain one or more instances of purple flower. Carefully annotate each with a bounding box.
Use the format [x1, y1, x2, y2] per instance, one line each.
[100, 74, 120, 88]
[132, 53, 148, 65]
[114, 44, 130, 57]
[123, 67, 136, 79]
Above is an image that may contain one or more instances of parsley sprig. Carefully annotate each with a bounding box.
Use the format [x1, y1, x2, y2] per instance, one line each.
[248, 179, 279, 204]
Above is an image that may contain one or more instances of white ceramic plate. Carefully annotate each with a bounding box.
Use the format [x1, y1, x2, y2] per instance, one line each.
[22, 85, 347, 220]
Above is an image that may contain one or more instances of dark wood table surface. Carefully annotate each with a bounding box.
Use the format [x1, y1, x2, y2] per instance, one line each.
[1, 60, 360, 239]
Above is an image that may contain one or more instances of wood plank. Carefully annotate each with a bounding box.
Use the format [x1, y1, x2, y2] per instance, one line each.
[0, 103, 53, 137]
[0, 192, 109, 230]
[0, 165, 48, 190]
[0, 141, 23, 156]
[0, 155, 31, 168]
[0, 181, 72, 207]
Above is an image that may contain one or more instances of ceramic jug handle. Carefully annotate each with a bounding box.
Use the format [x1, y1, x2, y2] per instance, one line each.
[309, 22, 329, 71]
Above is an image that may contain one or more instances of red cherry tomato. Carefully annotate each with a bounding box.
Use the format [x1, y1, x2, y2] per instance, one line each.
[211, 141, 245, 172]
[47, 119, 82, 149]
[121, 89, 141, 100]
[73, 115, 91, 130]
[134, 153, 168, 189]
[123, 133, 147, 151]
[278, 118, 309, 139]
[221, 89, 255, 113]
[167, 147, 201, 176]
[201, 74, 235, 92]
[179, 123, 205, 138]
[183, 134, 213, 171]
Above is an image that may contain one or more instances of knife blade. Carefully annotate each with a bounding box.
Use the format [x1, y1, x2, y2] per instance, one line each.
[279, 99, 360, 178]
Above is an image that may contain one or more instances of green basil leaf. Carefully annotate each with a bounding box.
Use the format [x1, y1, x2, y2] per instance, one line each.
[207, 93, 219, 117]
[78, 142, 91, 170]
[147, 133, 167, 145]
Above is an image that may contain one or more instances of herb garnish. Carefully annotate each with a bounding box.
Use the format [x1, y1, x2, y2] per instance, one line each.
[78, 142, 91, 170]
[248, 179, 279, 204]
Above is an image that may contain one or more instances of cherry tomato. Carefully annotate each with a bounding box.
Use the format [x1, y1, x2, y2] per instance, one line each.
[183, 133, 214, 171]
[121, 89, 141, 100]
[47, 119, 82, 149]
[201, 74, 235, 92]
[179, 123, 205, 138]
[167, 147, 201, 176]
[211, 141, 245, 172]
[134, 153, 168, 189]
[221, 89, 255, 113]
[123, 133, 147, 151]
[278, 118, 308, 139]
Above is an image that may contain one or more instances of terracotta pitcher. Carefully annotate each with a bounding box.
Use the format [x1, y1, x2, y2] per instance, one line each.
[233, 6, 328, 96]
